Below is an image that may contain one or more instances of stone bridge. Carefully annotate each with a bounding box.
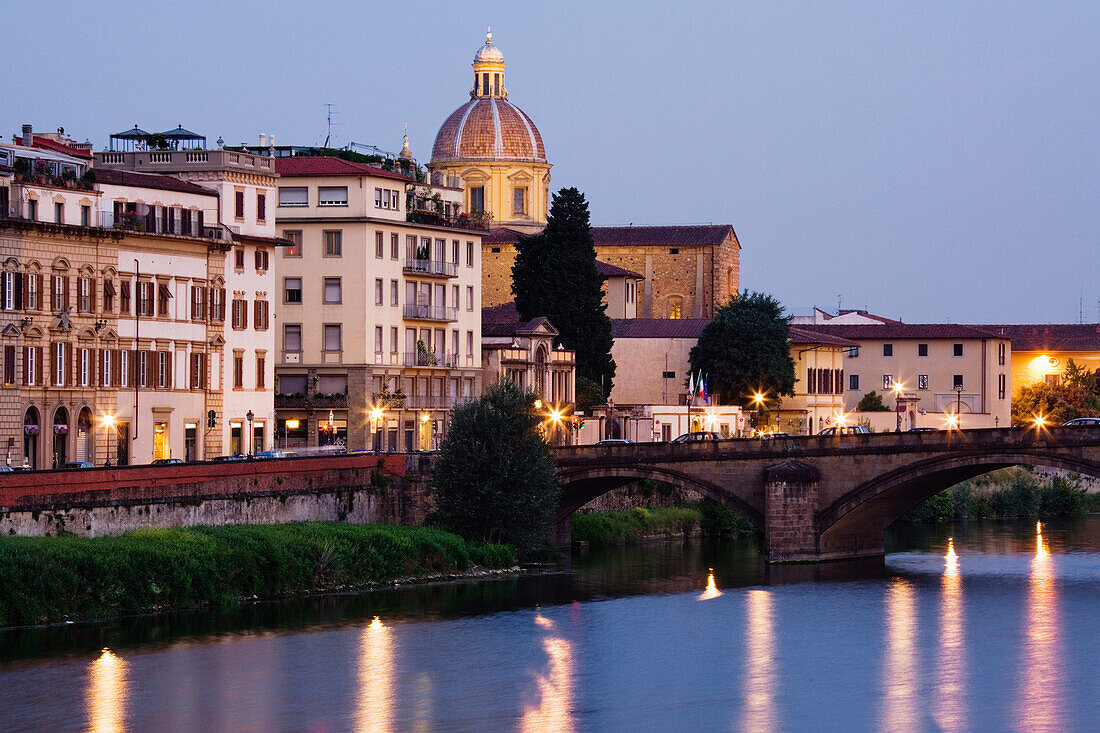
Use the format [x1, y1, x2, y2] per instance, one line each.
[553, 427, 1100, 562]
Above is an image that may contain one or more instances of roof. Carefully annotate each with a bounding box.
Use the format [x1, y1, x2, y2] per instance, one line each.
[432, 98, 546, 162]
[591, 225, 738, 248]
[274, 156, 412, 182]
[971, 323, 1100, 352]
[93, 168, 216, 197]
[233, 232, 296, 247]
[596, 260, 643, 279]
[611, 318, 712, 339]
[788, 327, 860, 347]
[111, 126, 152, 139]
[481, 302, 559, 337]
[157, 125, 203, 139]
[482, 228, 524, 244]
[805, 323, 1003, 340]
[31, 136, 93, 160]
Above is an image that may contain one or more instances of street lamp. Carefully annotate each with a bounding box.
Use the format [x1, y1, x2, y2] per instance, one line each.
[284, 418, 300, 449]
[246, 410, 254, 456]
[100, 414, 115, 467]
[954, 384, 963, 430]
[752, 392, 766, 435]
[893, 381, 904, 432]
[370, 405, 385, 451]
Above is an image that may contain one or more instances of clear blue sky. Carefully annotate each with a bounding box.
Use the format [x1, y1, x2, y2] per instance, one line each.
[3, 1, 1097, 323]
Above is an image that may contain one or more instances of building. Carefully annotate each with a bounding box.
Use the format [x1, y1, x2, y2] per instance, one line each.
[971, 323, 1100, 392]
[430, 34, 742, 316]
[272, 156, 484, 452]
[777, 327, 857, 434]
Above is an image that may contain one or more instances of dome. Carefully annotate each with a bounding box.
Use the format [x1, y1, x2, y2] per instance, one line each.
[474, 27, 504, 63]
[432, 98, 546, 162]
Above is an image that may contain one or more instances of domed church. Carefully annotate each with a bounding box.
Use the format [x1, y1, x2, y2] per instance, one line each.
[429, 29, 551, 234]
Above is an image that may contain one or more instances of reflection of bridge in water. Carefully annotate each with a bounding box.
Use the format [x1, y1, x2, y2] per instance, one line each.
[552, 427, 1100, 561]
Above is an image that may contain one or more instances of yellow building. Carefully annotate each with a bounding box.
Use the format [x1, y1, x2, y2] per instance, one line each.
[975, 324, 1100, 390]
[429, 29, 550, 234]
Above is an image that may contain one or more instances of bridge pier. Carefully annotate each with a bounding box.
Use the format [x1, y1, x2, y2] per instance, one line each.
[550, 516, 572, 550]
[764, 460, 822, 562]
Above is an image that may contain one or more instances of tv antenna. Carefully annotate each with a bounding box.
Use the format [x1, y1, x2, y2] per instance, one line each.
[323, 104, 338, 148]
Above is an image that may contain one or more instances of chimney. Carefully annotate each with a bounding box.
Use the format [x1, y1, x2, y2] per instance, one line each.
[269, 134, 275, 148]
[21, 124, 32, 147]
[259, 133, 266, 147]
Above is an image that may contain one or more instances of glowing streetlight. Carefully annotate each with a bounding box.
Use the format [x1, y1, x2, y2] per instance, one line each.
[100, 414, 115, 467]
[1032, 415, 1048, 430]
[893, 381, 904, 432]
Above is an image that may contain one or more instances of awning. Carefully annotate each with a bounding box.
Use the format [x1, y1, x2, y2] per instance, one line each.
[158, 284, 173, 300]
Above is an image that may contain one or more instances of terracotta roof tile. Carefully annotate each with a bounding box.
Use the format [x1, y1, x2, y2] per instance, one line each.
[969, 323, 1100, 352]
[788, 327, 860, 347]
[807, 323, 1003, 340]
[93, 168, 216, 197]
[591, 225, 738, 248]
[596, 260, 643, 279]
[274, 156, 411, 181]
[611, 318, 712, 339]
[432, 99, 546, 162]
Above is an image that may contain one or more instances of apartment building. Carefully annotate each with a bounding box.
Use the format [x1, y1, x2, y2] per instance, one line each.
[272, 156, 483, 452]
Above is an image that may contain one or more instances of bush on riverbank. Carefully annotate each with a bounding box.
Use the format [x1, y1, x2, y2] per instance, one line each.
[572, 500, 756, 546]
[0, 523, 516, 628]
[902, 468, 1098, 522]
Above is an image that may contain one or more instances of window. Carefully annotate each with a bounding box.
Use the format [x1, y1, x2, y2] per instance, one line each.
[668, 296, 683, 319]
[390, 190, 399, 209]
[669, 248, 679, 255]
[390, 280, 398, 306]
[998, 373, 1006, 399]
[849, 374, 860, 391]
[882, 343, 893, 357]
[278, 187, 308, 207]
[953, 374, 964, 389]
[255, 249, 269, 271]
[235, 190, 245, 219]
[391, 233, 399, 260]
[451, 285, 459, 309]
[998, 342, 1006, 366]
[81, 205, 90, 227]
[374, 326, 383, 354]
[157, 283, 171, 317]
[918, 374, 929, 390]
[121, 281, 131, 314]
[953, 343, 964, 357]
[256, 353, 266, 389]
[27, 199, 37, 220]
[390, 327, 398, 353]
[452, 240, 460, 264]
[375, 231, 384, 259]
[232, 299, 247, 329]
[470, 186, 485, 213]
[1045, 374, 1060, 387]
[120, 350, 128, 388]
[80, 348, 90, 387]
[374, 188, 383, 208]
[284, 324, 302, 353]
[324, 277, 342, 304]
[26, 346, 38, 386]
[375, 278, 383, 305]
[138, 351, 149, 387]
[54, 202, 64, 224]
[284, 278, 302, 303]
[467, 331, 474, 358]
[466, 241, 474, 266]
[101, 350, 112, 388]
[318, 186, 348, 206]
[78, 277, 93, 313]
[28, 274, 39, 311]
[882, 374, 894, 390]
[323, 324, 342, 352]
[233, 353, 244, 389]
[254, 300, 269, 330]
[283, 230, 302, 257]
[4, 345, 14, 385]
[324, 230, 342, 257]
[52, 275, 67, 311]
[513, 187, 527, 215]
[466, 286, 474, 311]
[235, 249, 245, 269]
[103, 279, 114, 312]
[257, 192, 266, 221]
[158, 351, 170, 388]
[917, 343, 928, 357]
[138, 281, 155, 317]
[848, 347, 859, 359]
[211, 287, 225, 321]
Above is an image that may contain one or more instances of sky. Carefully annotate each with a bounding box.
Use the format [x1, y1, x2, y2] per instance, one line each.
[3, 1, 1097, 324]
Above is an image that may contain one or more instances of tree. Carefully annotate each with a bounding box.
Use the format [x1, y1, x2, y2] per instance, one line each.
[856, 391, 891, 412]
[513, 188, 615, 406]
[433, 380, 560, 553]
[1012, 380, 1099, 426]
[688, 291, 795, 406]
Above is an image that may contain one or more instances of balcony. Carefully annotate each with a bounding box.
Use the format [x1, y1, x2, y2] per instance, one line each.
[404, 394, 477, 410]
[403, 259, 458, 278]
[403, 304, 458, 322]
[406, 209, 489, 231]
[275, 392, 348, 410]
[404, 352, 461, 368]
[551, 350, 576, 365]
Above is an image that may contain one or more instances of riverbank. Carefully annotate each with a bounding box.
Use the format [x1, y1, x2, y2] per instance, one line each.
[903, 467, 1100, 522]
[0, 522, 516, 628]
[572, 500, 756, 547]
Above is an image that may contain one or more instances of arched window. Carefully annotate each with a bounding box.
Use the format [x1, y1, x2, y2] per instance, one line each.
[76, 407, 93, 463]
[535, 344, 548, 397]
[23, 407, 40, 469]
[668, 296, 683, 320]
[52, 406, 69, 467]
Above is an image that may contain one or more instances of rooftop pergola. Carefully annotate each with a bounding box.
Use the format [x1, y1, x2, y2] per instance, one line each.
[109, 124, 207, 151]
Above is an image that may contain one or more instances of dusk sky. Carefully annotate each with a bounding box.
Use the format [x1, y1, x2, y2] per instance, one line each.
[4, 1, 1097, 324]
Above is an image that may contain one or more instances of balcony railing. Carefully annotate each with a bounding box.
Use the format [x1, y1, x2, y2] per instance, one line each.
[275, 392, 348, 409]
[551, 350, 576, 364]
[403, 259, 458, 277]
[406, 209, 489, 231]
[404, 352, 461, 368]
[404, 394, 477, 410]
[403, 304, 458, 322]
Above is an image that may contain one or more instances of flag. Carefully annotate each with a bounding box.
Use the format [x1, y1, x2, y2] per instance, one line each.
[698, 374, 708, 404]
[687, 372, 695, 398]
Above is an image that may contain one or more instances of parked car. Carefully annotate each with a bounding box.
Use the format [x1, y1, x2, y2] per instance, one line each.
[672, 431, 724, 443]
[907, 427, 938, 433]
[760, 432, 792, 439]
[818, 425, 871, 436]
[151, 458, 183, 465]
[60, 461, 94, 469]
[254, 450, 290, 459]
[595, 438, 634, 446]
[1063, 417, 1100, 427]
[0, 466, 12, 473]
[210, 454, 246, 462]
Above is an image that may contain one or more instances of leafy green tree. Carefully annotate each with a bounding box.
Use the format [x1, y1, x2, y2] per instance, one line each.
[856, 391, 891, 412]
[513, 187, 615, 406]
[1063, 359, 1100, 412]
[1012, 380, 1099, 426]
[688, 291, 795, 406]
[433, 380, 560, 553]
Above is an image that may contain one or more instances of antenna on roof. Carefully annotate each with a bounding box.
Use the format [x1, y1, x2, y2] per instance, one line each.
[837, 294, 842, 314]
[323, 103, 336, 148]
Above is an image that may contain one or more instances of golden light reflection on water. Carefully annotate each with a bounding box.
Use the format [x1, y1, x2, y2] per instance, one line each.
[880, 579, 918, 732]
[1018, 522, 1062, 732]
[87, 648, 128, 733]
[935, 538, 966, 732]
[698, 569, 723, 601]
[740, 589, 776, 733]
[520, 612, 575, 733]
[356, 617, 394, 733]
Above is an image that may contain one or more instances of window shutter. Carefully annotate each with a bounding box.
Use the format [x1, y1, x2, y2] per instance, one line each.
[22, 346, 28, 385]
[65, 343, 73, 386]
[91, 278, 98, 313]
[35, 274, 42, 311]
[0, 273, 7, 310]
[150, 350, 158, 389]
[15, 273, 24, 310]
[166, 352, 173, 388]
[204, 353, 210, 389]
[219, 289, 226, 321]
[254, 300, 262, 330]
[63, 277, 70, 309]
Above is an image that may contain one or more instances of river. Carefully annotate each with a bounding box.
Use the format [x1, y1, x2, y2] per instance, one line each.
[2, 517, 1099, 732]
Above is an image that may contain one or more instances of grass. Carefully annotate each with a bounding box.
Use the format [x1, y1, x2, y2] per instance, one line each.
[0, 522, 516, 628]
[902, 468, 1099, 522]
[572, 500, 756, 547]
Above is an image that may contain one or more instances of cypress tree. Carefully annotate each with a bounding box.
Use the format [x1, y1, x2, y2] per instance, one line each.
[513, 188, 615, 406]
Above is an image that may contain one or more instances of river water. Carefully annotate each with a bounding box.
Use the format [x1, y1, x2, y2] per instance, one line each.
[2, 517, 1099, 732]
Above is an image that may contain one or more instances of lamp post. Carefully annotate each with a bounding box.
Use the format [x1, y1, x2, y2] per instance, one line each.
[954, 384, 963, 430]
[246, 410, 254, 456]
[100, 414, 115, 467]
[370, 405, 384, 451]
[752, 392, 765, 436]
[606, 398, 614, 440]
[893, 381, 904, 432]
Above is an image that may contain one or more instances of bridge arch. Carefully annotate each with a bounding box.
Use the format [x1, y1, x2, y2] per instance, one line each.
[556, 464, 764, 529]
[818, 449, 1100, 553]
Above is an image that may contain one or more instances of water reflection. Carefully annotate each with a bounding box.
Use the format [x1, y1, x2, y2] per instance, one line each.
[698, 569, 723, 600]
[355, 617, 394, 733]
[87, 648, 127, 733]
[1018, 522, 1062, 732]
[740, 589, 776, 733]
[880, 579, 917, 732]
[935, 538, 966, 732]
[520, 612, 574, 732]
